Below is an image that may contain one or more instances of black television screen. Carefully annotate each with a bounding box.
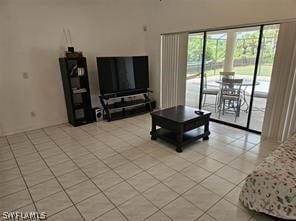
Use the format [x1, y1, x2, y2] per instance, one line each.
[97, 56, 149, 96]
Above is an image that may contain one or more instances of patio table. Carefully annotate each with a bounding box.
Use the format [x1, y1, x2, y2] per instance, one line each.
[215, 80, 260, 112]
[215, 79, 259, 86]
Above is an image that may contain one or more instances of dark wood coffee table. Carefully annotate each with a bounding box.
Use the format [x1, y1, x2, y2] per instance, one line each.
[150, 105, 211, 152]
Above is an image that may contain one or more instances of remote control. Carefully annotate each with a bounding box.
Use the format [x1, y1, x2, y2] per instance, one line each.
[195, 110, 204, 115]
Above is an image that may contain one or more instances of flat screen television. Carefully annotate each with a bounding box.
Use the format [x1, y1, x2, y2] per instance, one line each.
[97, 56, 149, 97]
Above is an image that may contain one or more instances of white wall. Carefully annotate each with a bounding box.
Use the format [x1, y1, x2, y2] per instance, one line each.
[1, 0, 151, 135]
[2, 0, 296, 136]
[0, 1, 8, 136]
[146, 0, 296, 106]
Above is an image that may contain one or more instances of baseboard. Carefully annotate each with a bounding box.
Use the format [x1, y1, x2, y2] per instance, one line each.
[1, 120, 68, 137]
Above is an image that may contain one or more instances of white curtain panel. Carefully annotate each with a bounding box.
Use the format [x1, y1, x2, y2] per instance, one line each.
[262, 22, 296, 142]
[160, 32, 188, 108]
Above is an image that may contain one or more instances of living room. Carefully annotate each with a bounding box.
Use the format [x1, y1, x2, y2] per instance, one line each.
[1, 0, 296, 221]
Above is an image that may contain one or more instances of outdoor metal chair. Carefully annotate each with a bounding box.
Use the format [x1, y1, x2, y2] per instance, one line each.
[220, 71, 235, 79]
[202, 73, 220, 111]
[218, 78, 243, 121]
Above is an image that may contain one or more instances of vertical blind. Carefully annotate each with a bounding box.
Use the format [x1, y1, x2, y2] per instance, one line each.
[262, 22, 296, 141]
[160, 32, 188, 108]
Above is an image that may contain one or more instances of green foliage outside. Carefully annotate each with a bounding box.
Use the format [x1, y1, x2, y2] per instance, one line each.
[187, 28, 278, 77]
[206, 65, 273, 77]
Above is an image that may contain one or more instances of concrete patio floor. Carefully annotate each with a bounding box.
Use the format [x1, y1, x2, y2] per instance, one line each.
[185, 76, 269, 132]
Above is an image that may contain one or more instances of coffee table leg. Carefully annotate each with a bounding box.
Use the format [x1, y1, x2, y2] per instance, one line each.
[176, 146, 183, 153]
[150, 118, 157, 140]
[203, 121, 210, 140]
[176, 128, 183, 153]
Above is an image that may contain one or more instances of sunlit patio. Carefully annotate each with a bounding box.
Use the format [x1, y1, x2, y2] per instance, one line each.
[185, 75, 269, 132]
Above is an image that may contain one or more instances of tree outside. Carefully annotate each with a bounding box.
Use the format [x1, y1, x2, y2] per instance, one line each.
[187, 27, 279, 77]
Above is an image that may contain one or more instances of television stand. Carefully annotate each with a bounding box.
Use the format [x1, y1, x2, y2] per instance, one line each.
[99, 92, 156, 121]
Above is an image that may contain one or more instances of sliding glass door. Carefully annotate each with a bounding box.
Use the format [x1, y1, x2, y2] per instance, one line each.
[249, 25, 279, 131]
[203, 27, 260, 127]
[185, 24, 279, 132]
[185, 33, 204, 108]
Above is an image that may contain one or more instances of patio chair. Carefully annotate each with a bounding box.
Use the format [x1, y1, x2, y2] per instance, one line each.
[218, 78, 243, 121]
[220, 71, 235, 79]
[219, 71, 236, 110]
[252, 91, 268, 112]
[202, 73, 220, 111]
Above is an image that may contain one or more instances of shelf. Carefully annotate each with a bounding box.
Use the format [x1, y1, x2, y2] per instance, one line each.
[99, 91, 155, 122]
[101, 90, 149, 99]
[72, 88, 87, 94]
[73, 103, 90, 109]
[74, 118, 90, 126]
[70, 75, 86, 78]
[104, 105, 151, 121]
[155, 128, 210, 147]
[106, 99, 151, 110]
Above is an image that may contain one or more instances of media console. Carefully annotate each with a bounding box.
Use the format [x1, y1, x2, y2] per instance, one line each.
[99, 92, 156, 121]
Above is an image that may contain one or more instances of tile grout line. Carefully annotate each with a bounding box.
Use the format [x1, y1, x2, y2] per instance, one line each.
[6, 138, 39, 214]
[191, 148, 258, 214]
[42, 127, 131, 221]
[3, 120, 263, 221]
[61, 123, 180, 221]
[78, 123, 214, 220]
[11, 135, 245, 200]
[63, 124, 193, 219]
[79, 123, 222, 216]
[132, 124, 255, 219]
[143, 209, 173, 221]
[23, 131, 86, 221]
[58, 125, 169, 220]
[79, 122, 209, 179]
[193, 179, 253, 220]
[0, 149, 210, 213]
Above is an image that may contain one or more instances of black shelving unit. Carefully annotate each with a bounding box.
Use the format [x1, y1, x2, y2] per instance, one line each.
[59, 57, 94, 126]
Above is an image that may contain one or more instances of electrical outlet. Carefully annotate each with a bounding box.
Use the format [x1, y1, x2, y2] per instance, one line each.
[30, 112, 36, 117]
[23, 72, 29, 79]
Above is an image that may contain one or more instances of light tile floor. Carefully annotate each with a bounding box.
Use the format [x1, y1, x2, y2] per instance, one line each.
[0, 114, 280, 221]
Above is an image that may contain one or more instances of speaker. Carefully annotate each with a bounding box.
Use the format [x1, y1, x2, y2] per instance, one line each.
[94, 108, 103, 121]
[68, 47, 75, 53]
